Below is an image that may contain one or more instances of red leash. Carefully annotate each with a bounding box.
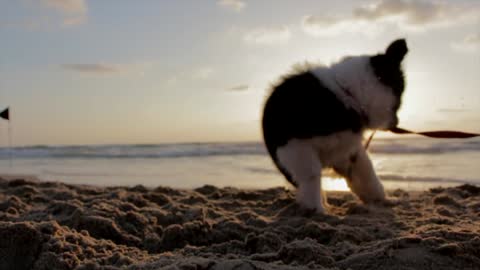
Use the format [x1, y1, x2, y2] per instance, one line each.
[389, 127, 480, 138]
[364, 127, 480, 150]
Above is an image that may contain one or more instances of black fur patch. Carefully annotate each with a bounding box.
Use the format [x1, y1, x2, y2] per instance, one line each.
[370, 55, 406, 98]
[262, 71, 365, 186]
[370, 39, 408, 111]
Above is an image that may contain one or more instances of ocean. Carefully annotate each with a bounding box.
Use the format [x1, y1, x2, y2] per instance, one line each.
[0, 137, 479, 191]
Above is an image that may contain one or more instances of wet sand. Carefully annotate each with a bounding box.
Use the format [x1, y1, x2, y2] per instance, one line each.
[1, 176, 479, 269]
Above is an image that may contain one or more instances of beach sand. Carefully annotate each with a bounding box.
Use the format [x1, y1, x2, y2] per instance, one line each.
[1, 176, 479, 270]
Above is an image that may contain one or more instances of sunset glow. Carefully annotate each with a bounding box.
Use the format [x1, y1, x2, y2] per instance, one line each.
[0, 0, 479, 146]
[323, 177, 351, 192]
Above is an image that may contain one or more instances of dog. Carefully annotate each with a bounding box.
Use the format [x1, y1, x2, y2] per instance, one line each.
[262, 39, 408, 213]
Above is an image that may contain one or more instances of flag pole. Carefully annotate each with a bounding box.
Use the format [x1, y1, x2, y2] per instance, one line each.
[8, 110, 12, 168]
[0, 107, 12, 167]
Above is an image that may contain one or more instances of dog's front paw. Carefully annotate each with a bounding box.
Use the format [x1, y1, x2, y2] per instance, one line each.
[276, 202, 326, 217]
[300, 205, 326, 217]
[379, 197, 400, 207]
[367, 197, 399, 207]
[296, 198, 327, 214]
[358, 187, 386, 205]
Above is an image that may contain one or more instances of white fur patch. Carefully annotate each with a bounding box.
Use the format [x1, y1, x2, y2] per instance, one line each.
[311, 56, 397, 129]
[276, 139, 324, 212]
[275, 132, 364, 212]
[276, 133, 385, 208]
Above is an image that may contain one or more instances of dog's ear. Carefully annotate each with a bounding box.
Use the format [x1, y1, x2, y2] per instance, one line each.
[386, 39, 408, 64]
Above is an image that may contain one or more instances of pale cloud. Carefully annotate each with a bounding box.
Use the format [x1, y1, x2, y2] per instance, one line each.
[353, 0, 449, 26]
[451, 33, 480, 53]
[62, 64, 120, 74]
[62, 15, 87, 26]
[217, 0, 246, 12]
[2, 0, 87, 29]
[43, 0, 87, 14]
[244, 26, 291, 45]
[41, 0, 88, 26]
[165, 76, 179, 86]
[62, 62, 154, 76]
[301, 15, 383, 38]
[227, 85, 249, 92]
[163, 66, 215, 86]
[192, 67, 215, 80]
[302, 0, 480, 37]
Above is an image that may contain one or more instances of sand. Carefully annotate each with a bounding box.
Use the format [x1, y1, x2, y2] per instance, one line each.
[1, 176, 479, 270]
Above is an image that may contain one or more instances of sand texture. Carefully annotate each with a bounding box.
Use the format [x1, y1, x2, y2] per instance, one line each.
[1, 177, 480, 270]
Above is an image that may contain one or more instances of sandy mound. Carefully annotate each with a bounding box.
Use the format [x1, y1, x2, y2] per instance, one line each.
[1, 177, 479, 269]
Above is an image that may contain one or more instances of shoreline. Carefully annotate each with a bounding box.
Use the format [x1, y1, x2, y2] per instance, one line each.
[0, 172, 471, 193]
[1, 176, 480, 269]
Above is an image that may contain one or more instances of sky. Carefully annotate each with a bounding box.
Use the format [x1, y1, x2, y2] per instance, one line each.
[0, 0, 479, 146]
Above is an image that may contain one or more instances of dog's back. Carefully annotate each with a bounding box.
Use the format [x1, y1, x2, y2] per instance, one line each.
[262, 70, 364, 186]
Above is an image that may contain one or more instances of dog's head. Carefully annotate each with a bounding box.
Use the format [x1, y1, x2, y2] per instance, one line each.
[370, 39, 408, 128]
[332, 39, 408, 129]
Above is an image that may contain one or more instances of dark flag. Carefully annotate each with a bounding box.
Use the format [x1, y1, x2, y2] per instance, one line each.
[0, 107, 9, 120]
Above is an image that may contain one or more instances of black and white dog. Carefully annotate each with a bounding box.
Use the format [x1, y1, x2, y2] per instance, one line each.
[262, 39, 408, 213]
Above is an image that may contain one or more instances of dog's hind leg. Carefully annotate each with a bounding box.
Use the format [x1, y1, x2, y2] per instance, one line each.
[334, 148, 385, 203]
[276, 139, 325, 213]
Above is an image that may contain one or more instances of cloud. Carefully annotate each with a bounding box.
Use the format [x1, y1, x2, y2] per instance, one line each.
[62, 64, 120, 74]
[353, 0, 449, 26]
[165, 75, 179, 86]
[192, 67, 215, 80]
[302, 0, 480, 37]
[43, 0, 87, 13]
[217, 0, 246, 12]
[41, 0, 87, 26]
[301, 15, 382, 37]
[244, 26, 291, 45]
[451, 33, 480, 53]
[62, 62, 154, 76]
[227, 85, 249, 91]
[1, 1, 87, 30]
[465, 33, 480, 44]
[62, 16, 87, 26]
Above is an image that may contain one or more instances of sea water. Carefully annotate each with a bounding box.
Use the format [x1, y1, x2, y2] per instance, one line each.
[0, 137, 479, 191]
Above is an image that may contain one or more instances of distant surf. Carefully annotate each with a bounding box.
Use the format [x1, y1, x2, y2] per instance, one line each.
[0, 137, 479, 190]
[1, 137, 479, 159]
